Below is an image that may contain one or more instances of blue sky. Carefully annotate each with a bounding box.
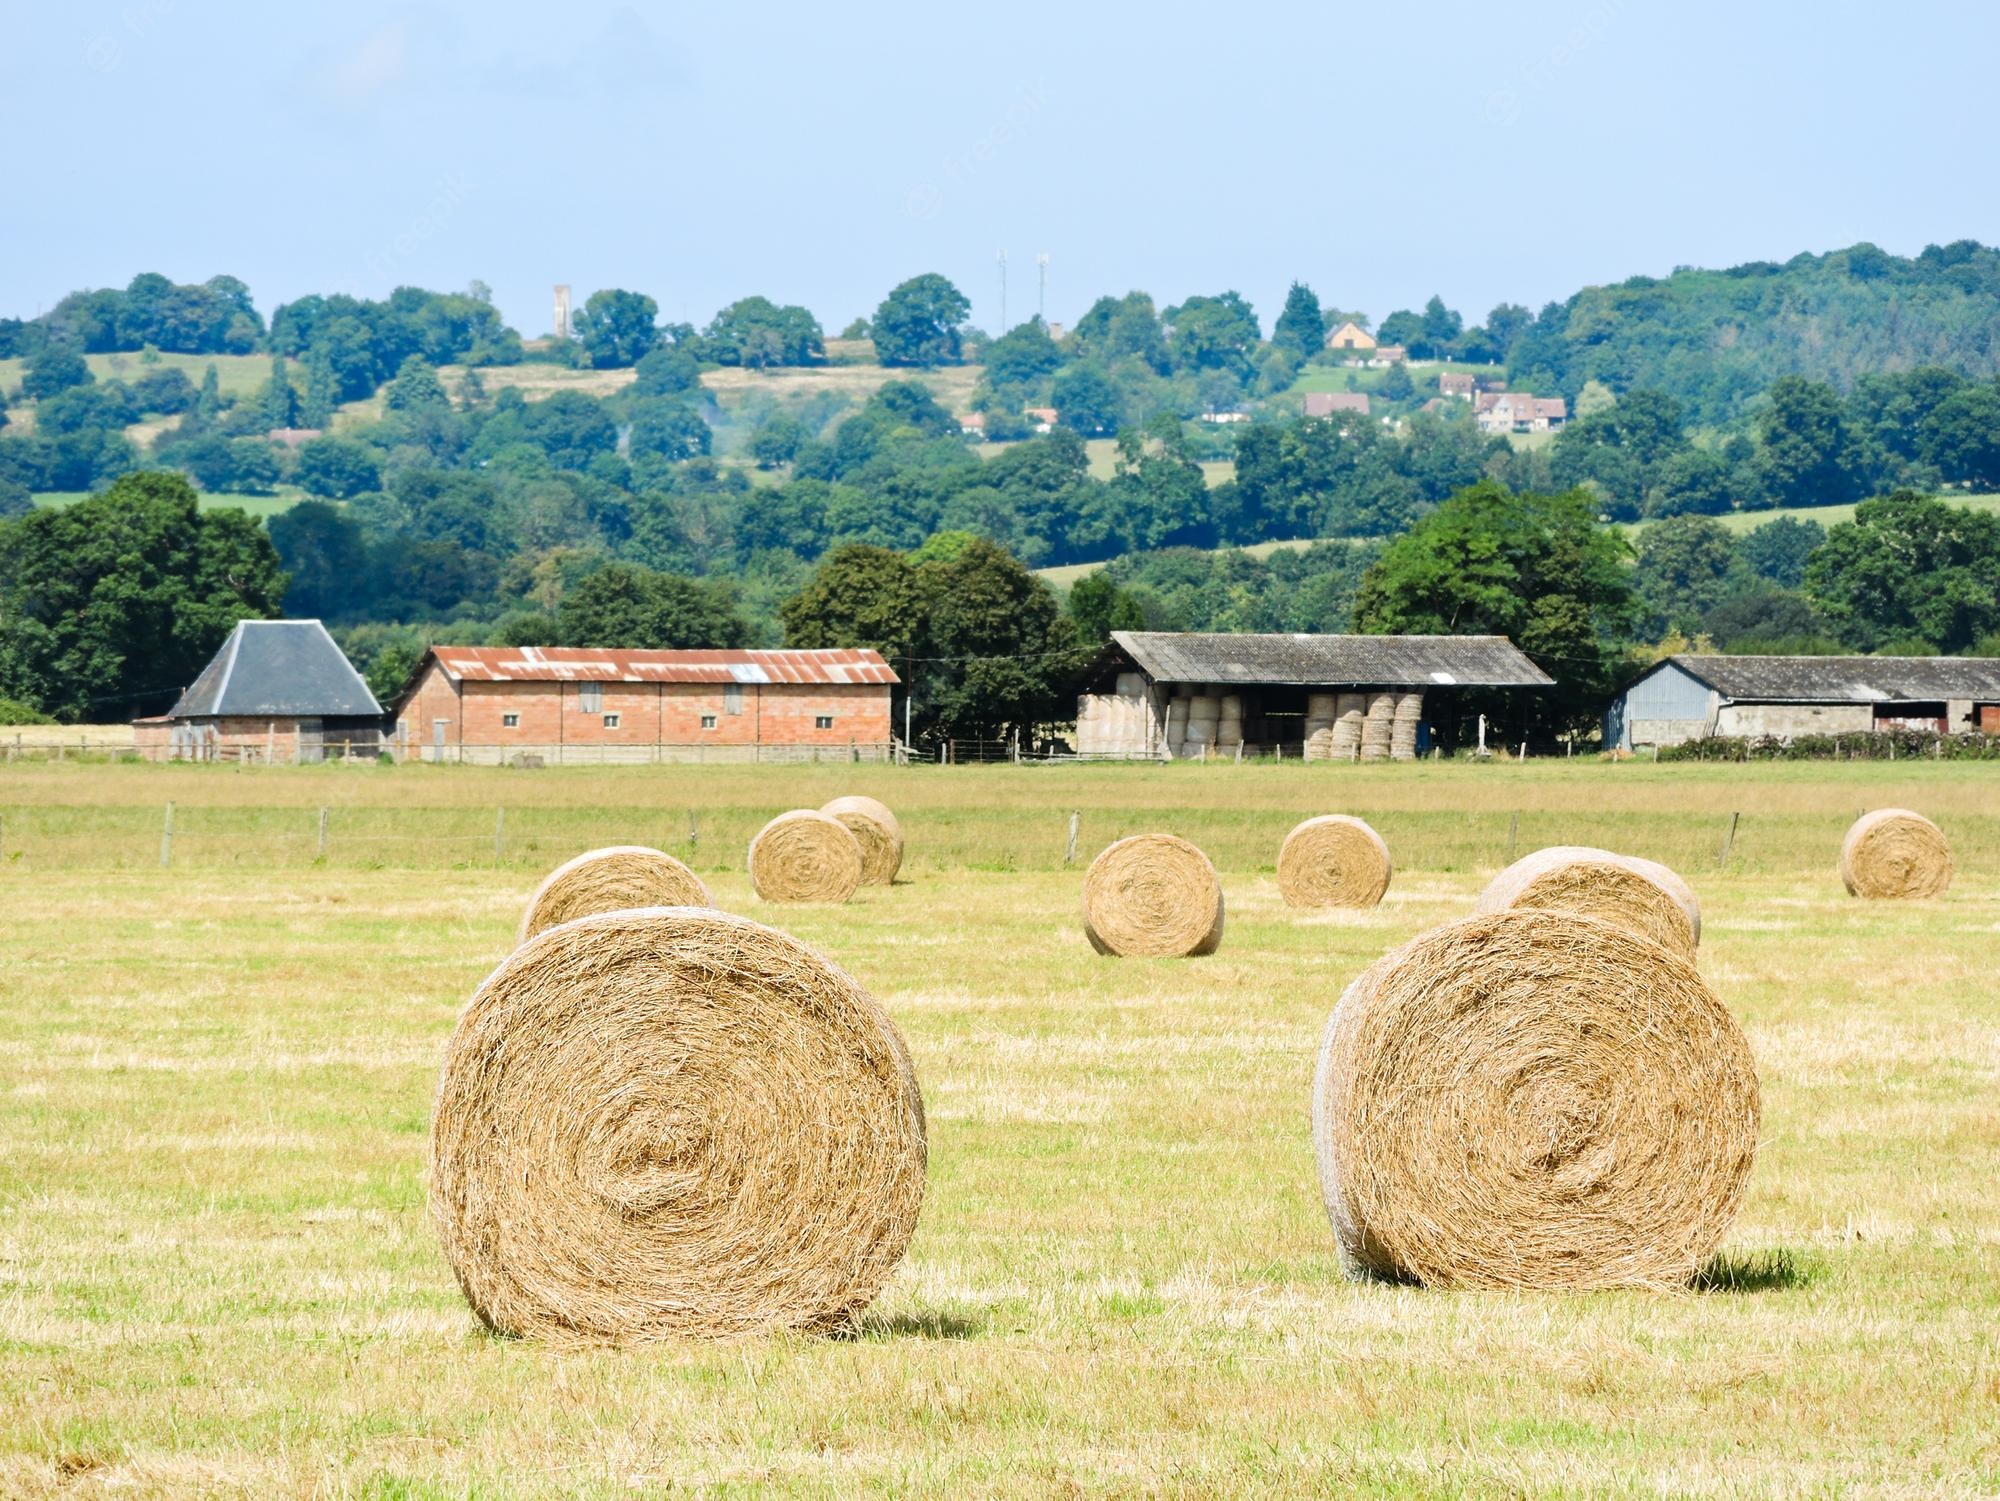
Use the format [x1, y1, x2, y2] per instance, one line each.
[3, 1, 1994, 339]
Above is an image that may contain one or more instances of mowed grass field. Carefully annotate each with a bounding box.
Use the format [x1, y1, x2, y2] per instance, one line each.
[1, 760, 1997, 1496]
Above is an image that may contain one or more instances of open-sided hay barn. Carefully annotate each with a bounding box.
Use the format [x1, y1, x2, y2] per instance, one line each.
[390, 646, 899, 765]
[133, 619, 383, 764]
[1606, 655, 2000, 751]
[1075, 632, 1552, 760]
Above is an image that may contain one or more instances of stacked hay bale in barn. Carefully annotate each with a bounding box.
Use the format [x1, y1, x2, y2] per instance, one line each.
[1216, 693, 1245, 753]
[1331, 693, 1366, 761]
[820, 795, 903, 885]
[1183, 692, 1221, 758]
[1474, 845, 1701, 960]
[1278, 815, 1392, 908]
[518, 846, 710, 943]
[748, 810, 864, 903]
[1311, 908, 1759, 1289]
[1359, 692, 1395, 762]
[1082, 833, 1225, 957]
[1164, 694, 1190, 757]
[1390, 691, 1423, 762]
[1303, 693, 1338, 761]
[1840, 809, 1954, 899]
[430, 907, 927, 1341]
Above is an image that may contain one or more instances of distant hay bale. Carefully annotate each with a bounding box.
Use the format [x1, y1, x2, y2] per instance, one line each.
[1278, 815, 1392, 909]
[518, 846, 710, 944]
[431, 907, 926, 1342]
[820, 795, 904, 885]
[1840, 808, 1954, 899]
[1082, 833, 1225, 957]
[1474, 845, 1700, 959]
[748, 810, 864, 903]
[1311, 908, 1759, 1289]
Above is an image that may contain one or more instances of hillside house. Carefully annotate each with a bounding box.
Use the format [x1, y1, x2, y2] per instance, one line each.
[1439, 371, 1476, 399]
[1371, 345, 1408, 364]
[1325, 321, 1376, 351]
[1475, 392, 1567, 434]
[134, 619, 382, 763]
[1304, 392, 1371, 421]
[1075, 632, 1551, 759]
[1606, 655, 2000, 750]
[390, 645, 899, 764]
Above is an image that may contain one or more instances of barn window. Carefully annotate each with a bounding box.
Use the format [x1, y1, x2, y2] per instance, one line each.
[815, 714, 834, 730]
[724, 684, 745, 715]
[502, 713, 520, 729]
[603, 713, 621, 729]
[701, 714, 718, 730]
[578, 683, 603, 714]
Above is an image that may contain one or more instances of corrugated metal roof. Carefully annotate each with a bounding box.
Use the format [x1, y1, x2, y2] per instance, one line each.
[167, 620, 382, 719]
[427, 646, 900, 686]
[1671, 654, 2000, 703]
[1109, 632, 1553, 688]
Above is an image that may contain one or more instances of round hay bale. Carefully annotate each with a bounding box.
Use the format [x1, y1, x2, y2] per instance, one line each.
[819, 795, 904, 886]
[748, 810, 864, 903]
[1841, 808, 1953, 899]
[518, 845, 710, 944]
[1081, 833, 1225, 957]
[1311, 908, 1759, 1289]
[431, 907, 926, 1341]
[1278, 815, 1392, 909]
[1474, 845, 1700, 959]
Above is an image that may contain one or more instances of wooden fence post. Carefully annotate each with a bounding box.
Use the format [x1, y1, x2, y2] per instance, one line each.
[1506, 811, 1519, 863]
[687, 809, 699, 852]
[1717, 811, 1740, 865]
[1064, 811, 1080, 867]
[493, 807, 505, 861]
[160, 802, 174, 868]
[317, 807, 329, 860]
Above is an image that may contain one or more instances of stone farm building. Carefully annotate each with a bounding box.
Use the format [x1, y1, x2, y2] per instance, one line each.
[390, 645, 899, 764]
[1075, 632, 1552, 760]
[1606, 654, 2000, 751]
[134, 619, 384, 763]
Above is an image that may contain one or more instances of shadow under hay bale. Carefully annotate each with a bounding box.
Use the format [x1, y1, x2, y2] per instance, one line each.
[820, 795, 904, 886]
[748, 810, 864, 903]
[1278, 815, 1392, 909]
[1474, 845, 1701, 959]
[1840, 808, 1953, 899]
[1311, 908, 1759, 1290]
[1081, 833, 1224, 957]
[430, 907, 927, 1343]
[517, 845, 710, 944]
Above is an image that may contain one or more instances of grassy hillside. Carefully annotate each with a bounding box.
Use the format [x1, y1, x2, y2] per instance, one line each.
[1291, 360, 1504, 397]
[0, 351, 277, 403]
[1623, 489, 2000, 536]
[31, 487, 307, 518]
[1038, 537, 1317, 590]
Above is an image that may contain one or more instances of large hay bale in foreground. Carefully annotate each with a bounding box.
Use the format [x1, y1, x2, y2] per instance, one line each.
[518, 845, 710, 943]
[820, 795, 904, 886]
[1474, 845, 1700, 959]
[1311, 909, 1759, 1289]
[748, 810, 864, 903]
[1841, 808, 1954, 899]
[1278, 815, 1392, 909]
[1082, 833, 1225, 957]
[431, 907, 927, 1341]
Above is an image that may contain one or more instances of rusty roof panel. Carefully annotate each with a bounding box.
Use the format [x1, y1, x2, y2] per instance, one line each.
[429, 646, 899, 686]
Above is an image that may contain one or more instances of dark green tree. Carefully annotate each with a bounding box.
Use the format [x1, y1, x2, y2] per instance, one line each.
[294, 436, 382, 499]
[1804, 490, 2000, 652]
[701, 297, 823, 368]
[22, 343, 92, 399]
[1632, 514, 1744, 636]
[749, 410, 806, 467]
[626, 398, 711, 461]
[633, 344, 702, 395]
[1271, 282, 1325, 363]
[384, 354, 450, 411]
[1066, 570, 1146, 642]
[267, 501, 372, 619]
[554, 562, 748, 647]
[981, 318, 1063, 388]
[1738, 515, 1825, 588]
[1049, 366, 1123, 436]
[871, 274, 971, 367]
[1751, 377, 1867, 508]
[572, 288, 661, 369]
[258, 355, 301, 429]
[913, 535, 1082, 739]
[0, 471, 286, 719]
[779, 543, 925, 663]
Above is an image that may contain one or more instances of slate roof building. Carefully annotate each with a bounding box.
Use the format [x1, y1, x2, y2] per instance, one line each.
[1606, 654, 2000, 750]
[134, 619, 384, 763]
[1075, 631, 1551, 759]
[389, 645, 900, 765]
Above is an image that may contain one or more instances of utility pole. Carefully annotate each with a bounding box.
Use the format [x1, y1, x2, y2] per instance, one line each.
[1037, 252, 1049, 322]
[997, 249, 1008, 332]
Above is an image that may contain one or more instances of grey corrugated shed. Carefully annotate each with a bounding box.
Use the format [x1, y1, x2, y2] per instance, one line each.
[1109, 632, 1553, 688]
[169, 620, 382, 718]
[1671, 655, 2000, 703]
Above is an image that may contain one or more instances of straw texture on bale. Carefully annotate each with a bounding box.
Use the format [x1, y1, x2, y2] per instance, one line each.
[819, 795, 904, 886]
[1840, 808, 1953, 899]
[1474, 845, 1700, 959]
[1081, 833, 1225, 957]
[748, 810, 863, 903]
[518, 845, 710, 943]
[430, 906, 927, 1342]
[1278, 815, 1393, 909]
[1311, 908, 1759, 1289]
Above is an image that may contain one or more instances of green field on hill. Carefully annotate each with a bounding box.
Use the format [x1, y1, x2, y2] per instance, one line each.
[2, 759, 1995, 1495]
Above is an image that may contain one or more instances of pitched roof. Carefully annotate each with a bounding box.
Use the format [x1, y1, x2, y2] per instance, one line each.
[1108, 632, 1553, 688]
[421, 646, 900, 687]
[168, 620, 382, 719]
[1304, 391, 1371, 417]
[1667, 654, 2000, 703]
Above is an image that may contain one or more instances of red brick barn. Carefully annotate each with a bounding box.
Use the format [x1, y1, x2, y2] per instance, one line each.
[389, 646, 900, 764]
